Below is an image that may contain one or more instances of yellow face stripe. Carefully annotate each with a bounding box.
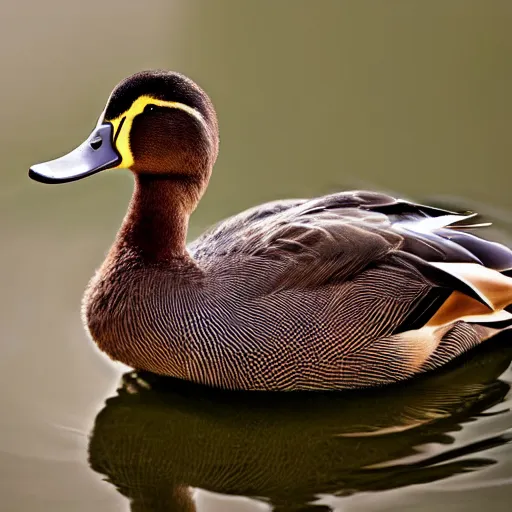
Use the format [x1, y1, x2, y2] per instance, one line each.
[104, 95, 204, 169]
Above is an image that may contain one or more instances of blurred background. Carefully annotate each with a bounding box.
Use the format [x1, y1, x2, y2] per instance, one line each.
[1, 1, 511, 511]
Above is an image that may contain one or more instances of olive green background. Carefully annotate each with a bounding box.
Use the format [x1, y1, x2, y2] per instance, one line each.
[0, 1, 511, 511]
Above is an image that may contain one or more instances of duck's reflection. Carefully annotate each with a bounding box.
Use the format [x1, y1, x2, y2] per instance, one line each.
[89, 334, 512, 512]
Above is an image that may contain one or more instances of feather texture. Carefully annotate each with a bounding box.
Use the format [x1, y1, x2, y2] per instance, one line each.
[86, 191, 512, 390]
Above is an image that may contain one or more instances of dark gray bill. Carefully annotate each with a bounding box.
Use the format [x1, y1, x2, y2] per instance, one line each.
[29, 123, 120, 184]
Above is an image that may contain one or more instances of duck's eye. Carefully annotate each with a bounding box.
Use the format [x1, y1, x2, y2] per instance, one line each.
[144, 104, 156, 113]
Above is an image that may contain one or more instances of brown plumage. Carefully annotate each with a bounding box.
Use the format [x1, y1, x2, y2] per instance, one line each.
[29, 70, 512, 391]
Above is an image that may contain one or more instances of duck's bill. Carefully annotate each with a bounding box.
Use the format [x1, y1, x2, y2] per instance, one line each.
[28, 123, 121, 184]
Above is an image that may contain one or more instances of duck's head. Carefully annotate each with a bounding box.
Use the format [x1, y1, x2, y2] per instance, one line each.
[29, 70, 219, 187]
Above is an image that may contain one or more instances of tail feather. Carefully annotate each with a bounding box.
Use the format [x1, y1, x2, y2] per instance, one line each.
[437, 229, 512, 272]
[397, 210, 512, 331]
[425, 263, 512, 328]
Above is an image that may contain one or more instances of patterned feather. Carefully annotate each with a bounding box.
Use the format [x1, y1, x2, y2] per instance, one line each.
[86, 191, 512, 391]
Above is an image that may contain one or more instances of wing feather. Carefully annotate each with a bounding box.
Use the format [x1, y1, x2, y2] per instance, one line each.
[190, 190, 512, 334]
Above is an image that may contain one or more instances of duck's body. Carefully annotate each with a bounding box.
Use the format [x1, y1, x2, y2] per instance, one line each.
[30, 70, 512, 391]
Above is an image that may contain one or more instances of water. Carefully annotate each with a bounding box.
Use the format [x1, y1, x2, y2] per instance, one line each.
[88, 344, 512, 512]
[1, 1, 511, 510]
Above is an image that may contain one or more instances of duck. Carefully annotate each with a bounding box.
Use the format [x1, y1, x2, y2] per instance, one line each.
[29, 70, 512, 391]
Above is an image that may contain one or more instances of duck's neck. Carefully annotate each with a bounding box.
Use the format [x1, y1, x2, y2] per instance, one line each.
[115, 174, 199, 266]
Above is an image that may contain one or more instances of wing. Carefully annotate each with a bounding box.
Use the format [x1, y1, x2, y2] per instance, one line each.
[190, 192, 402, 281]
[190, 190, 512, 333]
